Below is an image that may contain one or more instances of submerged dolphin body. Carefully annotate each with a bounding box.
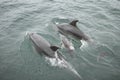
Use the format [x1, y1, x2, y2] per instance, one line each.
[60, 34, 74, 51]
[56, 20, 91, 42]
[28, 33, 60, 58]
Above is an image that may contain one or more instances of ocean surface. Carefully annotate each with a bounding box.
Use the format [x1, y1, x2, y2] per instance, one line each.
[0, 0, 120, 80]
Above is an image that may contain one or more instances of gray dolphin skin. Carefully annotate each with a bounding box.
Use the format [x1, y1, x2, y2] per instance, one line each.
[56, 20, 90, 42]
[60, 34, 74, 51]
[28, 33, 82, 80]
[28, 33, 60, 58]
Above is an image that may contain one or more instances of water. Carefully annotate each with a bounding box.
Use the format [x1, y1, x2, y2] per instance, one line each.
[0, 0, 120, 80]
[45, 53, 82, 79]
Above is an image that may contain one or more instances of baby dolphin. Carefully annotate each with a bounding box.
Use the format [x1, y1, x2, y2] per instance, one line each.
[60, 34, 75, 51]
[56, 20, 91, 42]
[28, 33, 61, 58]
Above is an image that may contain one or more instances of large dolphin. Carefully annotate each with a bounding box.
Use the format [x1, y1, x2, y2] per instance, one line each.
[28, 33, 62, 58]
[28, 33, 82, 79]
[56, 20, 91, 42]
[55, 20, 93, 50]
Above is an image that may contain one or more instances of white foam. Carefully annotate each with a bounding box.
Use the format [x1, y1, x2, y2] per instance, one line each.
[69, 46, 75, 51]
[45, 52, 82, 79]
[80, 40, 89, 51]
[80, 39, 96, 51]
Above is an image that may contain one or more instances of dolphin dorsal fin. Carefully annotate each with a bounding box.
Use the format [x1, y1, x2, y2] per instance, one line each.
[69, 20, 79, 27]
[50, 46, 59, 51]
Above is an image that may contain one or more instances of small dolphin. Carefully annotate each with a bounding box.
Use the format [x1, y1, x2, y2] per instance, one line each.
[56, 20, 92, 43]
[60, 34, 75, 51]
[28, 33, 61, 58]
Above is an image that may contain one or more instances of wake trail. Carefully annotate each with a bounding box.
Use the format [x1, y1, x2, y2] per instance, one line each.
[45, 53, 82, 80]
[80, 39, 115, 55]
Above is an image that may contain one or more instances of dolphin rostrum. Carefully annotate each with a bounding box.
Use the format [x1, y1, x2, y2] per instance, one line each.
[28, 33, 61, 58]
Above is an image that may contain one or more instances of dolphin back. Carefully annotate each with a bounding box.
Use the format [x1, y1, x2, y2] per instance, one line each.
[29, 33, 50, 47]
[28, 33, 57, 58]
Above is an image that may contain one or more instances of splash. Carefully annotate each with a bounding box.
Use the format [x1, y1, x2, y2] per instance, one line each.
[45, 52, 82, 80]
[80, 37, 96, 50]
[80, 39, 115, 63]
[80, 40, 88, 50]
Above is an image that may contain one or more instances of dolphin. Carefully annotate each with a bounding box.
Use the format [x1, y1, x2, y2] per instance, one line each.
[28, 33, 82, 79]
[60, 34, 75, 51]
[56, 20, 92, 42]
[28, 33, 61, 58]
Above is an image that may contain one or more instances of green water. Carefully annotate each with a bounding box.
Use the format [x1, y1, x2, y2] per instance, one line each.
[0, 0, 120, 80]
